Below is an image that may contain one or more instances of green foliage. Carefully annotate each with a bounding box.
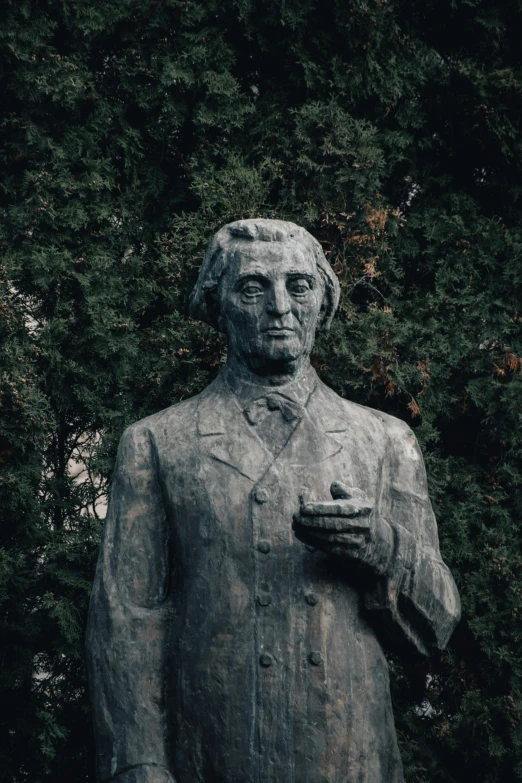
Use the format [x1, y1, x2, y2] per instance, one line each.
[1, 0, 522, 780]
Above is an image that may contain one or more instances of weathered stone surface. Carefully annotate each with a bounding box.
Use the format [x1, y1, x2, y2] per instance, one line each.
[86, 219, 461, 783]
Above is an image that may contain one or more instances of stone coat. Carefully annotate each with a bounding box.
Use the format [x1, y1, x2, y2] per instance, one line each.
[86, 370, 461, 783]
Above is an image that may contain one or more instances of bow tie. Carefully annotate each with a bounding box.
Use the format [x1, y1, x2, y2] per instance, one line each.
[244, 393, 304, 426]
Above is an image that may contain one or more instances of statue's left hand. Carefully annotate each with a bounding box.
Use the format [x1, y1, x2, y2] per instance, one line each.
[292, 481, 394, 575]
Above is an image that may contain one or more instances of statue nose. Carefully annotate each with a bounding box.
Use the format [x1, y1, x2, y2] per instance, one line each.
[266, 283, 291, 316]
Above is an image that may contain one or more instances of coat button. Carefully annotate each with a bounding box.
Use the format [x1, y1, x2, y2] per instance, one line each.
[254, 488, 269, 504]
[309, 651, 323, 666]
[305, 592, 319, 606]
[257, 541, 271, 554]
[259, 653, 273, 667]
[257, 593, 272, 606]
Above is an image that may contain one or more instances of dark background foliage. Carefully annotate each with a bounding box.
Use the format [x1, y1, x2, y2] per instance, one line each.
[1, 1, 522, 780]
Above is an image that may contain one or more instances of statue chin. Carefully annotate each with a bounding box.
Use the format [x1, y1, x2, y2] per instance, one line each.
[235, 335, 313, 377]
[241, 350, 306, 378]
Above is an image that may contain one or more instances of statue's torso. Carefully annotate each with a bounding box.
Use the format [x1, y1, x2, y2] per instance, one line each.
[148, 377, 404, 783]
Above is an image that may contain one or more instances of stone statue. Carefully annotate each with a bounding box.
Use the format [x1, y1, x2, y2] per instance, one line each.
[86, 219, 461, 783]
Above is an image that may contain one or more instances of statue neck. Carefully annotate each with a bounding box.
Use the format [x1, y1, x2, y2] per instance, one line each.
[225, 354, 312, 388]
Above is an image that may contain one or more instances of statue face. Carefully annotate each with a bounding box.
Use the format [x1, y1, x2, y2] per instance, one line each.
[218, 241, 324, 373]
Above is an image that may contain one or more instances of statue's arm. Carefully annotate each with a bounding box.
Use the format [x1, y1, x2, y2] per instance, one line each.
[365, 418, 461, 657]
[86, 423, 174, 783]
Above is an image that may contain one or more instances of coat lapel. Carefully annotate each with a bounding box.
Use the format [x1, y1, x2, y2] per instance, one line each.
[197, 376, 348, 479]
[197, 376, 272, 482]
[280, 381, 347, 466]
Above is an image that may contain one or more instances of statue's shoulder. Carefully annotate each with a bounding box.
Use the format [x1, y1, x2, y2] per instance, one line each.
[122, 378, 219, 443]
[316, 380, 414, 443]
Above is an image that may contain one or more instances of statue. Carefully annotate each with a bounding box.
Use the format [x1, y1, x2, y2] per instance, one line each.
[86, 219, 461, 783]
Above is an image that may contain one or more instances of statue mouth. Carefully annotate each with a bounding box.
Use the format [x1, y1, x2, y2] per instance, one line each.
[262, 327, 295, 336]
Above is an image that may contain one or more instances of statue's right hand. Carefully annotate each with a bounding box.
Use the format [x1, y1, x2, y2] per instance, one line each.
[293, 482, 373, 536]
[293, 482, 394, 575]
[113, 767, 176, 783]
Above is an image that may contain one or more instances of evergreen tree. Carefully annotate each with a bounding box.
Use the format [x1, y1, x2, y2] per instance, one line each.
[1, 1, 521, 780]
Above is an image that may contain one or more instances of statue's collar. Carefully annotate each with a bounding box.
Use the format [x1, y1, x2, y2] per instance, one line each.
[219, 362, 318, 410]
[197, 370, 347, 482]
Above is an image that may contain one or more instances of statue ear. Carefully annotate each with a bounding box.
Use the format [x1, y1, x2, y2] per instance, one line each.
[315, 285, 331, 333]
[317, 298, 328, 331]
[204, 288, 226, 333]
[314, 265, 338, 332]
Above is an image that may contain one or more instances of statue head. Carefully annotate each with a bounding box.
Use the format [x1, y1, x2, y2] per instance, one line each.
[189, 219, 340, 376]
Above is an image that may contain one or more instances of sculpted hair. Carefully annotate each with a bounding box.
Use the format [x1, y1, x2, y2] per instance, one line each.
[189, 219, 340, 333]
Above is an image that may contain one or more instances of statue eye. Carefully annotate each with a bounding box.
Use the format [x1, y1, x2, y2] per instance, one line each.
[241, 282, 264, 297]
[288, 279, 311, 295]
